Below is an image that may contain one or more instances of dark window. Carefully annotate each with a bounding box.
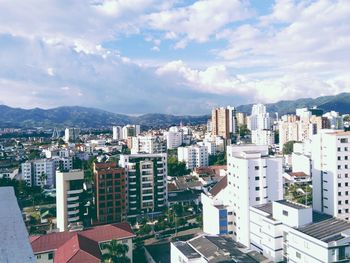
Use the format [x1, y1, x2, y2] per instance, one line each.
[283, 210, 289, 216]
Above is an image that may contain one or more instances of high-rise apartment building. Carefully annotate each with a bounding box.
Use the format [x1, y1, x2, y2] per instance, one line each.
[112, 126, 122, 140]
[312, 130, 350, 221]
[119, 154, 167, 217]
[64, 128, 80, 143]
[93, 162, 126, 224]
[56, 170, 84, 232]
[21, 159, 56, 187]
[211, 106, 236, 140]
[164, 126, 183, 149]
[131, 135, 167, 154]
[122, 124, 140, 139]
[248, 104, 271, 131]
[178, 145, 209, 170]
[251, 129, 275, 146]
[226, 145, 283, 247]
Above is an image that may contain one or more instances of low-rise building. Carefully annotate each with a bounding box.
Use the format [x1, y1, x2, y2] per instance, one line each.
[250, 200, 350, 263]
[30, 222, 135, 263]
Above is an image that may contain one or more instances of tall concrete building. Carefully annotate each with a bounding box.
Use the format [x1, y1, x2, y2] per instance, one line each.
[312, 130, 350, 221]
[21, 159, 56, 187]
[211, 106, 236, 140]
[122, 124, 140, 139]
[93, 162, 126, 224]
[226, 145, 283, 247]
[131, 135, 167, 154]
[248, 104, 271, 131]
[119, 153, 168, 217]
[164, 126, 183, 149]
[178, 144, 209, 170]
[112, 126, 122, 140]
[56, 170, 84, 232]
[64, 128, 80, 143]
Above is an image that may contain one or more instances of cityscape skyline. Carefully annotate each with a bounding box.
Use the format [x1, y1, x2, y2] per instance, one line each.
[1, 0, 350, 114]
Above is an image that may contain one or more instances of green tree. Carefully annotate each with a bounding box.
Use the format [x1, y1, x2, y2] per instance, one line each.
[168, 156, 188, 177]
[283, 141, 297, 155]
[102, 240, 130, 263]
[238, 124, 250, 137]
[137, 224, 152, 236]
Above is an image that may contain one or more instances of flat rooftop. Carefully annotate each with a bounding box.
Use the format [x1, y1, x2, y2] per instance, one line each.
[0, 187, 36, 263]
[188, 235, 258, 263]
[254, 202, 273, 215]
[173, 241, 201, 259]
[275, 199, 309, 210]
[298, 217, 350, 242]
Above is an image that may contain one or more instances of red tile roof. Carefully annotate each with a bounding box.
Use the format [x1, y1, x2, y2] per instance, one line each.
[54, 234, 101, 263]
[30, 222, 135, 261]
[81, 222, 135, 243]
[288, 172, 308, 177]
[209, 175, 227, 197]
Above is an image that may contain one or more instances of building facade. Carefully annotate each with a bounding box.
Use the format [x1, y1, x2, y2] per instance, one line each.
[119, 153, 168, 217]
[56, 170, 84, 232]
[178, 145, 209, 170]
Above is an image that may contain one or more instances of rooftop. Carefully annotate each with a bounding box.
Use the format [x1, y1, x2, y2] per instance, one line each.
[188, 235, 258, 263]
[173, 241, 201, 259]
[145, 242, 171, 263]
[30, 222, 135, 255]
[297, 217, 350, 242]
[275, 199, 309, 210]
[254, 202, 273, 215]
[288, 171, 309, 177]
[0, 187, 36, 263]
[209, 175, 227, 197]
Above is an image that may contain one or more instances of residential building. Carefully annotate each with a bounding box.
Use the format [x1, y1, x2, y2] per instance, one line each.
[226, 144, 283, 247]
[202, 134, 225, 155]
[291, 141, 312, 176]
[251, 129, 275, 146]
[21, 159, 56, 187]
[56, 170, 84, 232]
[93, 162, 126, 224]
[312, 130, 350, 220]
[165, 126, 183, 149]
[30, 222, 135, 263]
[0, 187, 35, 263]
[112, 125, 122, 140]
[171, 235, 260, 263]
[323, 111, 344, 130]
[211, 106, 236, 140]
[131, 135, 167, 154]
[250, 200, 350, 263]
[178, 145, 209, 170]
[119, 153, 168, 217]
[236, 112, 247, 126]
[64, 128, 80, 142]
[248, 104, 271, 131]
[278, 117, 299, 151]
[122, 124, 140, 139]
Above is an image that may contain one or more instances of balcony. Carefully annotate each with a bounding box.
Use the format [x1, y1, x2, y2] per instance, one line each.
[68, 216, 80, 222]
[67, 203, 79, 209]
[68, 209, 79, 215]
[67, 189, 83, 195]
[67, 196, 79, 202]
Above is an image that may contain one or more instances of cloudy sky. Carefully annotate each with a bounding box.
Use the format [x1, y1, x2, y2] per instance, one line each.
[0, 0, 349, 114]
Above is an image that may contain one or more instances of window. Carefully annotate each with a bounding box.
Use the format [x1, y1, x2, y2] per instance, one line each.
[341, 138, 348, 143]
[338, 156, 341, 160]
[255, 176, 260, 181]
[48, 253, 53, 260]
[296, 252, 301, 259]
[338, 209, 342, 214]
[338, 147, 341, 152]
[255, 187, 260, 191]
[339, 201, 342, 205]
[255, 166, 259, 170]
[283, 210, 289, 216]
[338, 192, 342, 196]
[256, 197, 260, 201]
[339, 183, 342, 187]
[338, 165, 341, 170]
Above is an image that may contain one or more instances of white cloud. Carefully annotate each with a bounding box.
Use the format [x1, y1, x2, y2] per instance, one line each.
[145, 0, 252, 47]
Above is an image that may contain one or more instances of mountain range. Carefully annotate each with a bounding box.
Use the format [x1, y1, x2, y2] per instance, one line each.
[1, 92, 349, 129]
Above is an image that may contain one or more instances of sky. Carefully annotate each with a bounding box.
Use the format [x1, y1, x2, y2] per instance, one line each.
[0, 0, 349, 115]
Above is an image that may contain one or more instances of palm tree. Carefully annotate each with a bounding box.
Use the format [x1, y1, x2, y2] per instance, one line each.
[102, 240, 130, 263]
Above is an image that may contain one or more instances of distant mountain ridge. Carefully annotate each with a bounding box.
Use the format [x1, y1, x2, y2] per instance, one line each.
[0, 105, 209, 129]
[1, 92, 349, 129]
[236, 92, 350, 115]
